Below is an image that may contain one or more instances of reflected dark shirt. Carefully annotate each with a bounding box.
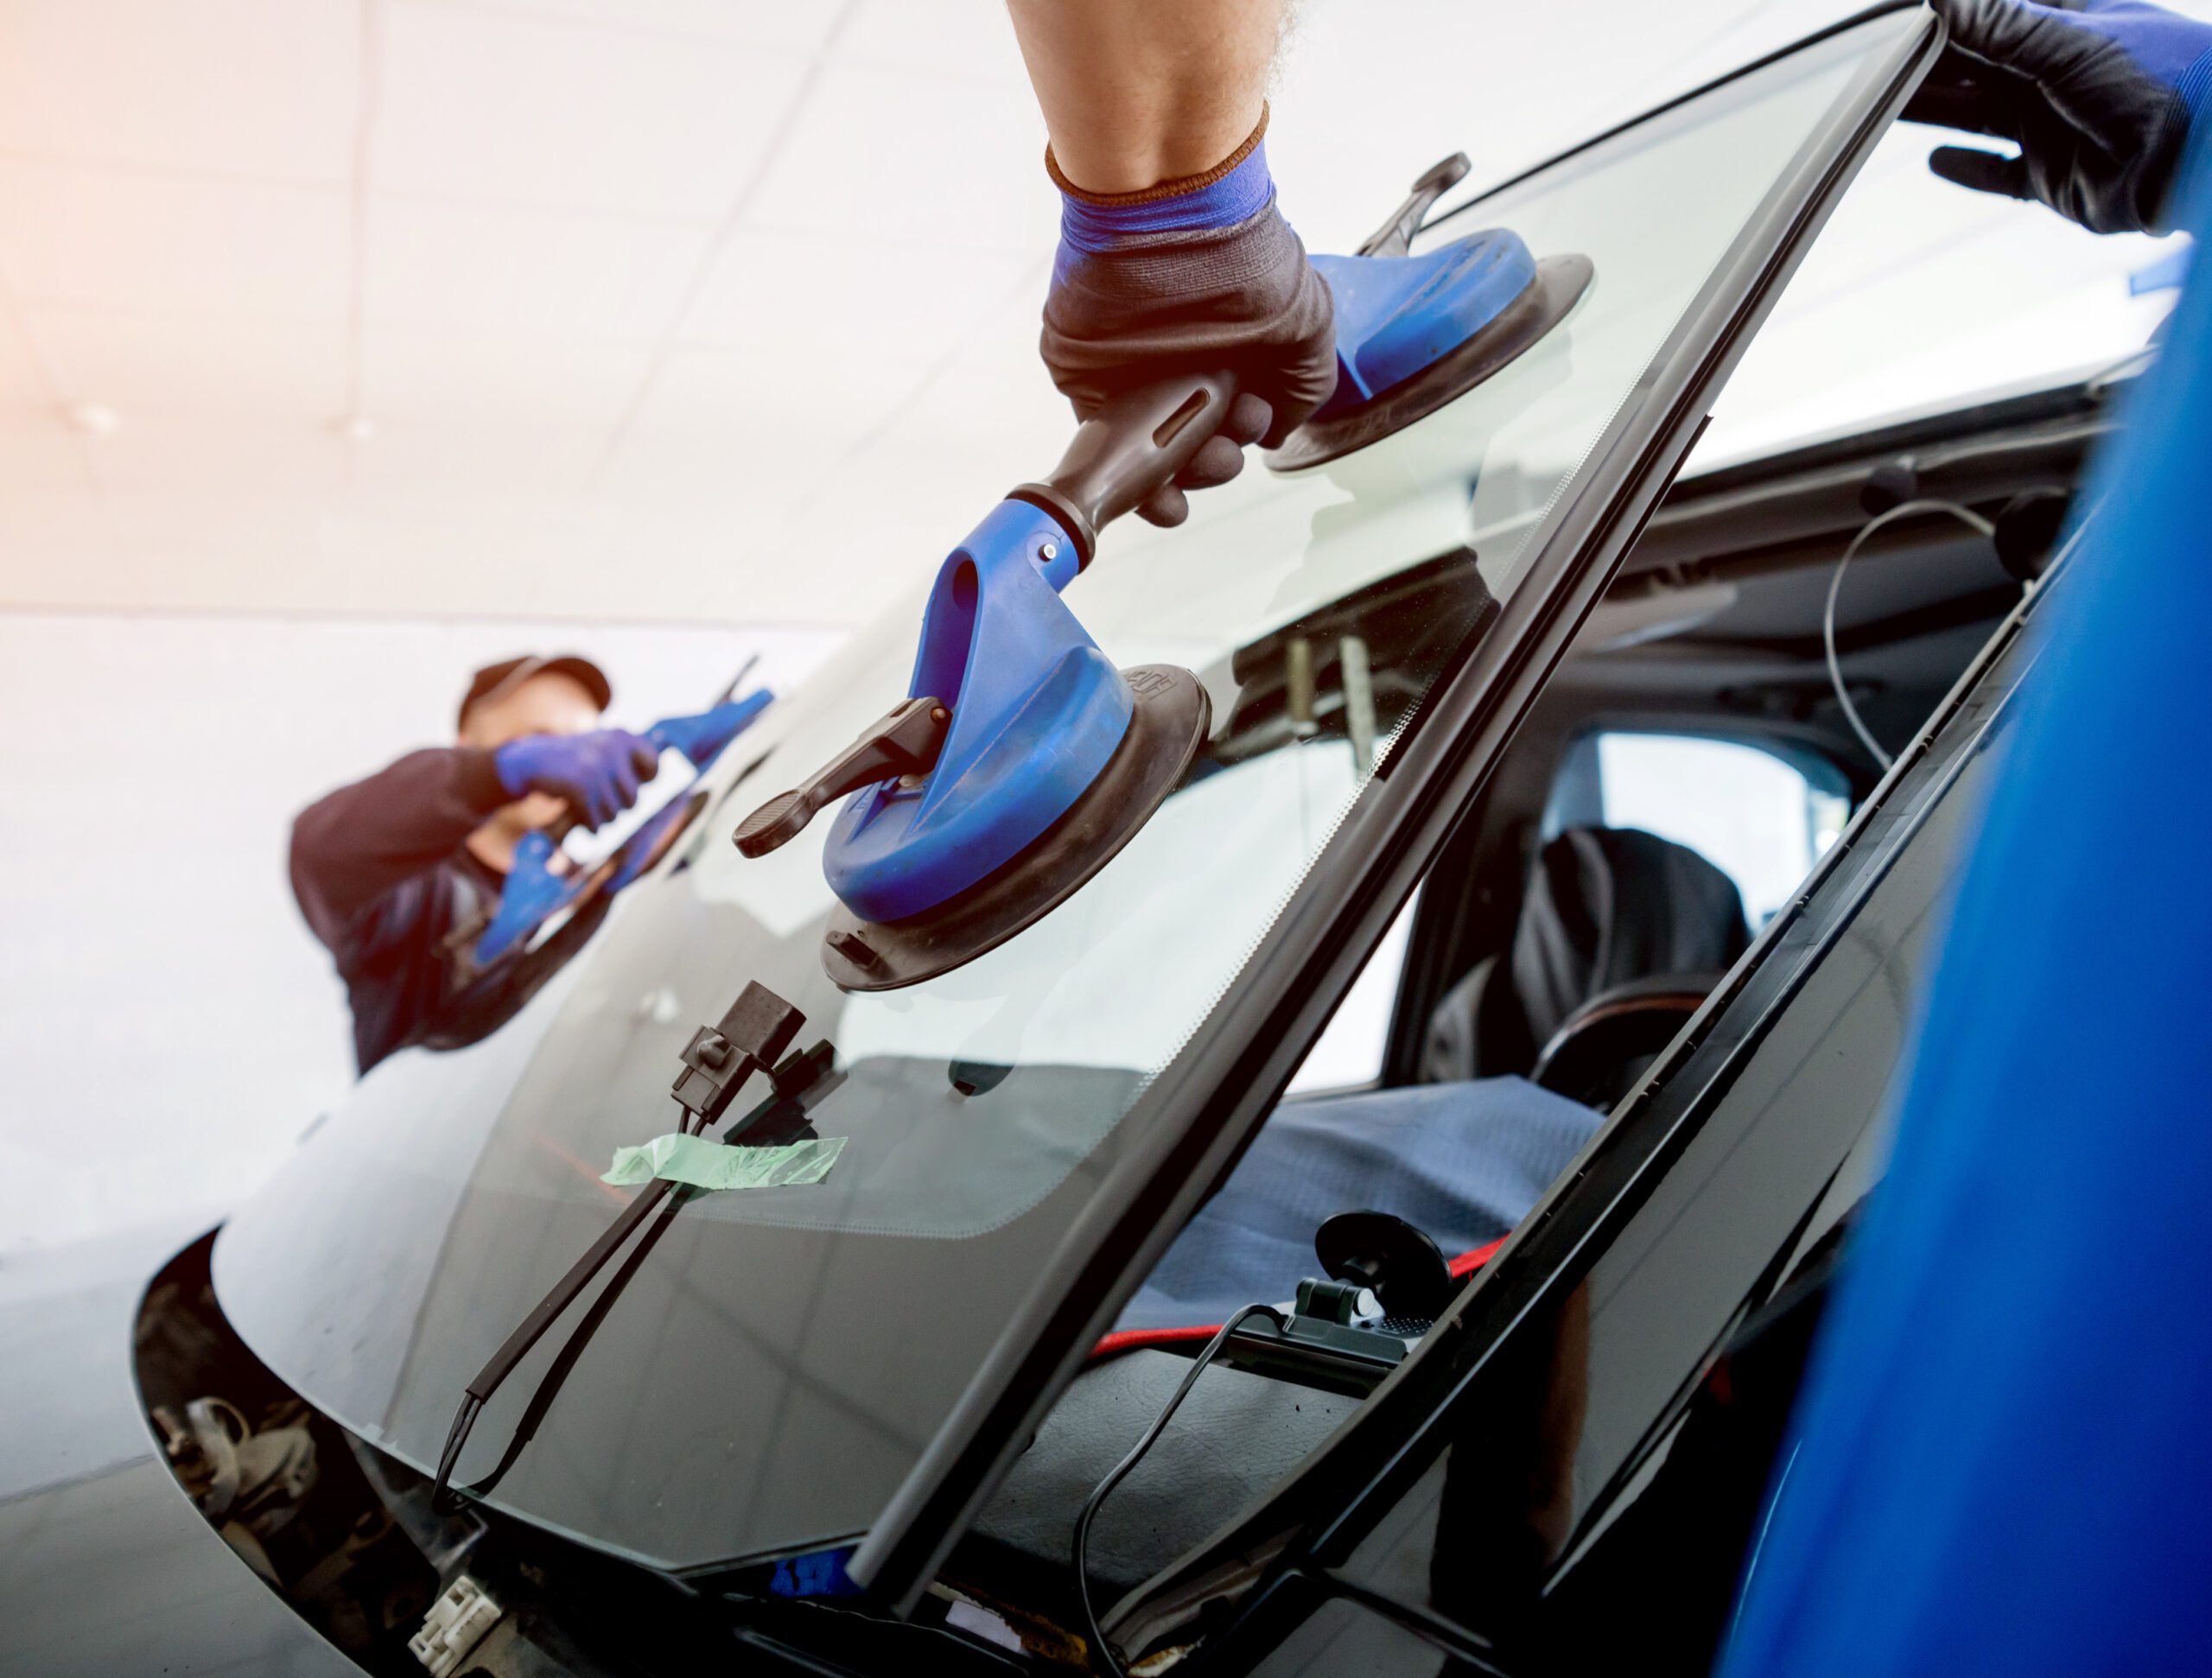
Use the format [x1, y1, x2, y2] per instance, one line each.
[289, 746, 508, 1074]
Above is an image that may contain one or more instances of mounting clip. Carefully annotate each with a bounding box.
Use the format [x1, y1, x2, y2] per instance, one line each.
[671, 982, 806, 1125]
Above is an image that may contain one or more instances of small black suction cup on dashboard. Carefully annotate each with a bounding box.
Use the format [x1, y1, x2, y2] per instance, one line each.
[1315, 1211, 1455, 1322]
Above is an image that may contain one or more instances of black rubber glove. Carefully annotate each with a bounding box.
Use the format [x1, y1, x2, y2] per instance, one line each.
[1041, 111, 1337, 526]
[1904, 0, 2212, 234]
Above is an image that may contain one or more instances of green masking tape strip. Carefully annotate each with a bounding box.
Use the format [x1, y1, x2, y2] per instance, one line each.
[601, 1133, 848, 1192]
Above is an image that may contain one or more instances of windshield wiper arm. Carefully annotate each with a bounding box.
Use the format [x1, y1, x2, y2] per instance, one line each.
[448, 1039, 848, 1506]
[432, 982, 806, 1511]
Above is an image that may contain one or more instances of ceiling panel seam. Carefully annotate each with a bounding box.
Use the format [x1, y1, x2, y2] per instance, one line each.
[789, 254, 1049, 521]
[0, 263, 105, 505]
[0, 146, 350, 192]
[0, 145, 730, 231]
[0, 599, 855, 634]
[590, 0, 868, 489]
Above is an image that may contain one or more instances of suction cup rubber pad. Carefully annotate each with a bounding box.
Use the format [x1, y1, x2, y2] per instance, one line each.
[821, 664, 1210, 993]
[1315, 1211, 1454, 1321]
[1265, 253, 1593, 473]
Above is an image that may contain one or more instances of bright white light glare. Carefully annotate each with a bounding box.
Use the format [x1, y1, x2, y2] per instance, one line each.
[63, 402, 119, 436]
[1599, 734, 1836, 925]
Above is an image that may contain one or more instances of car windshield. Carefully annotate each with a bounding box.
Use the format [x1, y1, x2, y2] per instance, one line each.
[214, 10, 1925, 1573]
[1694, 91, 2197, 468]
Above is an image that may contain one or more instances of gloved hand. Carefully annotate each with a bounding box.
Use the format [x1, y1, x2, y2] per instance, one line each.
[1905, 0, 2212, 233]
[493, 729, 659, 829]
[1041, 109, 1336, 526]
[647, 694, 771, 771]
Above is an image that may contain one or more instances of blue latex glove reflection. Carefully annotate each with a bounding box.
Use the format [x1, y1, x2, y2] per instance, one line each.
[471, 692, 772, 964]
[493, 728, 658, 829]
[1907, 0, 2212, 232]
[649, 694, 771, 770]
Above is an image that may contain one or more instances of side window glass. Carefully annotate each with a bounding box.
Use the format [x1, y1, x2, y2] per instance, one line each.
[1287, 731, 1848, 1095]
[1284, 892, 1420, 1096]
[1547, 732, 1849, 925]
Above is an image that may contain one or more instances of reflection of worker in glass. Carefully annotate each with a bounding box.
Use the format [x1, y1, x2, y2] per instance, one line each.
[1007, 0, 2205, 517]
[290, 655, 658, 1076]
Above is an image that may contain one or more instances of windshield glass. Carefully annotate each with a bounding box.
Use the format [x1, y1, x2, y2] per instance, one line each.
[214, 10, 1924, 1573]
[1694, 108, 2193, 466]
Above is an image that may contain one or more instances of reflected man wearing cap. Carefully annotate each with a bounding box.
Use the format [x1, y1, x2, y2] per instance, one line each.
[289, 654, 658, 1075]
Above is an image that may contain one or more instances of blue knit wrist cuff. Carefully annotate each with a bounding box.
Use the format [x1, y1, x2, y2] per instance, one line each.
[1057, 140, 1275, 255]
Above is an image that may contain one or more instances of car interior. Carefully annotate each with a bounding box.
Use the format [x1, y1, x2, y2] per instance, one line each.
[927, 376, 2105, 1665]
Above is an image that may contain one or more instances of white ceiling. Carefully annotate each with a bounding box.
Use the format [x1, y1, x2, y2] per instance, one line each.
[0, 0, 2192, 626]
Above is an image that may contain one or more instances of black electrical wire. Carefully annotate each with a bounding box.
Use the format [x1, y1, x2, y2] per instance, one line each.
[1072, 1303, 1288, 1677]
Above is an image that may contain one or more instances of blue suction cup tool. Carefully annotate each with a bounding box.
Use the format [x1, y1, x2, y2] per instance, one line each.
[1266, 153, 1593, 473]
[733, 378, 1230, 991]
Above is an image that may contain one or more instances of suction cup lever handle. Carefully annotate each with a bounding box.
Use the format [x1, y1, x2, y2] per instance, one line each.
[1357, 151, 1471, 259]
[1012, 372, 1242, 563]
[732, 696, 950, 859]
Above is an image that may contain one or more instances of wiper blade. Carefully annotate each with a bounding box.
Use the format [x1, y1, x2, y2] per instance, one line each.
[451, 1043, 849, 1506]
[432, 982, 808, 1510]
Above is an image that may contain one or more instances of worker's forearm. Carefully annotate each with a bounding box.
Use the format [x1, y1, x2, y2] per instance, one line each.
[1005, 0, 1288, 194]
[289, 747, 506, 927]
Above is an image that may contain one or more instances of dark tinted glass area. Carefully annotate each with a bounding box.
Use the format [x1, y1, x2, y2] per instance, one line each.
[1292, 611, 2031, 1672]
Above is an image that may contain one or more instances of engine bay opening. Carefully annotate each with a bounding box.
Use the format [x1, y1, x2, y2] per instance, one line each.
[135, 1233, 441, 1674]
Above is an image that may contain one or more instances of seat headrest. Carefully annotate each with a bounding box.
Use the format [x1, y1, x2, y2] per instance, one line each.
[1510, 826, 1751, 1052]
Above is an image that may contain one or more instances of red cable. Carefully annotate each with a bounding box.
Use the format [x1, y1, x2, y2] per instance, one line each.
[1088, 1322, 1224, 1362]
[1087, 1234, 1510, 1365]
[1450, 1233, 1508, 1277]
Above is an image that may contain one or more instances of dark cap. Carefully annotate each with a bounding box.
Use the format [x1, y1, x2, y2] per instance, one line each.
[457, 654, 613, 729]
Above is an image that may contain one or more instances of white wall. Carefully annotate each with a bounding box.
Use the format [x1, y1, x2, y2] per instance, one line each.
[0, 611, 837, 1251]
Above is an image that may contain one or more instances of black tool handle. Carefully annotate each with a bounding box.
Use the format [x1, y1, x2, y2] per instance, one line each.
[732, 696, 951, 858]
[1010, 371, 1241, 564]
[1357, 151, 1471, 259]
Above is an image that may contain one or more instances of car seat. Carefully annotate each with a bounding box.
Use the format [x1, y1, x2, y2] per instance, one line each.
[1423, 826, 1751, 1104]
